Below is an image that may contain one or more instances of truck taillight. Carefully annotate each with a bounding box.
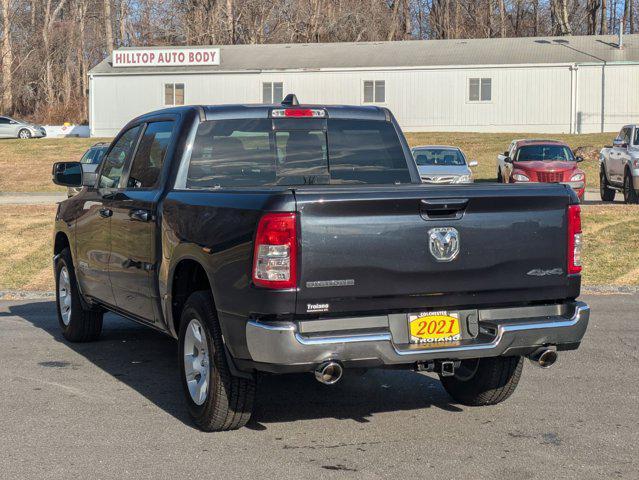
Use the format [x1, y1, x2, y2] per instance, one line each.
[252, 213, 297, 289]
[567, 205, 582, 275]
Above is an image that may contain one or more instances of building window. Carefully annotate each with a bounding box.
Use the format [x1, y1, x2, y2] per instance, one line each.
[363, 80, 385, 103]
[262, 82, 283, 104]
[469, 78, 491, 102]
[164, 83, 185, 106]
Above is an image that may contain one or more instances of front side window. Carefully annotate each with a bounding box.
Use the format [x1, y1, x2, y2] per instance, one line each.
[164, 83, 185, 106]
[363, 80, 385, 103]
[127, 121, 174, 188]
[0, 117, 10, 124]
[262, 82, 283, 104]
[99, 126, 142, 188]
[185, 118, 410, 189]
[469, 78, 491, 102]
[619, 127, 632, 145]
[414, 149, 466, 166]
[515, 145, 575, 162]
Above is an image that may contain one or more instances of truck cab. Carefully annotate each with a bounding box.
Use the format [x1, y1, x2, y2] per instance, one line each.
[600, 124, 639, 203]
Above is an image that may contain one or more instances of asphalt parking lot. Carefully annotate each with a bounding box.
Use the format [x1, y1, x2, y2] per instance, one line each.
[1, 295, 637, 480]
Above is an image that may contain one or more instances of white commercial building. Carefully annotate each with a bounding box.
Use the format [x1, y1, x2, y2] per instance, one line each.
[89, 34, 639, 137]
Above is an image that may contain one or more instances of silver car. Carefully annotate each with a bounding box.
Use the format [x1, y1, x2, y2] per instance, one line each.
[411, 145, 478, 184]
[0, 115, 46, 139]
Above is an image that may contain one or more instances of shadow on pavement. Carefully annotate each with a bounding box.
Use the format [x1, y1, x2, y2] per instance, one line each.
[1, 300, 462, 430]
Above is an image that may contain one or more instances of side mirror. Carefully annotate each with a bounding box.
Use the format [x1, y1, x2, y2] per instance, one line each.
[503, 157, 513, 164]
[52, 161, 82, 187]
[613, 138, 628, 148]
[576, 155, 584, 163]
[468, 160, 478, 167]
[9, 120, 17, 124]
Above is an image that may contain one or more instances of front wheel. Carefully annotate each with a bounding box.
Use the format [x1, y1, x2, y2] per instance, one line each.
[18, 128, 31, 139]
[623, 171, 639, 204]
[55, 248, 103, 342]
[600, 168, 616, 202]
[178, 291, 255, 431]
[440, 356, 523, 406]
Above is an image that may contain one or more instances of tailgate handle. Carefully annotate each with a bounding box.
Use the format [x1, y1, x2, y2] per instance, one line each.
[420, 198, 469, 219]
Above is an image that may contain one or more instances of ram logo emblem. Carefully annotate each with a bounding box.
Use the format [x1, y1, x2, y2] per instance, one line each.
[428, 227, 460, 262]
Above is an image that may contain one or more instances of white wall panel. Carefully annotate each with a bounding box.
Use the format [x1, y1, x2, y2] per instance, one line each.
[90, 63, 639, 137]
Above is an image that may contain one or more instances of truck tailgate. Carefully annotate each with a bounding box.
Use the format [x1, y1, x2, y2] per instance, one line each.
[294, 184, 577, 315]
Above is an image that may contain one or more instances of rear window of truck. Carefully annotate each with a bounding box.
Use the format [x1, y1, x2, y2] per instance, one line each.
[184, 118, 411, 188]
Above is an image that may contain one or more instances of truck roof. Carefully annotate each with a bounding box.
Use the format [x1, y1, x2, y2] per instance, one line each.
[131, 103, 389, 124]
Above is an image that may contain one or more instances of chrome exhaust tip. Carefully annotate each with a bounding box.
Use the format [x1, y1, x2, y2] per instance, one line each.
[315, 361, 343, 385]
[528, 349, 558, 368]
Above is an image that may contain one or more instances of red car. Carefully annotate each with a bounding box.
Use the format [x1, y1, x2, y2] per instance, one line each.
[498, 139, 586, 201]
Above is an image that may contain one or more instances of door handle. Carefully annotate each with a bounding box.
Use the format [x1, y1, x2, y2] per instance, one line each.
[420, 198, 469, 220]
[420, 198, 469, 212]
[99, 208, 112, 218]
[129, 209, 153, 222]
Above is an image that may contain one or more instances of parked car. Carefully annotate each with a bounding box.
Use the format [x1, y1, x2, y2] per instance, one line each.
[497, 139, 586, 201]
[411, 145, 477, 184]
[0, 115, 46, 139]
[51, 97, 589, 431]
[68, 143, 109, 197]
[599, 124, 639, 204]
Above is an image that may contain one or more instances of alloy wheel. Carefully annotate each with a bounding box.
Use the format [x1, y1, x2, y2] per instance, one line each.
[58, 266, 72, 326]
[183, 318, 211, 406]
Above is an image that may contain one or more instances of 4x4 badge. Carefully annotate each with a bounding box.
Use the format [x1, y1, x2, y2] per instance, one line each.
[428, 227, 460, 262]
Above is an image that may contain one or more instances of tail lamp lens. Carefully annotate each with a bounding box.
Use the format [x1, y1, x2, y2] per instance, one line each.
[567, 204, 582, 274]
[252, 213, 297, 289]
[271, 108, 326, 118]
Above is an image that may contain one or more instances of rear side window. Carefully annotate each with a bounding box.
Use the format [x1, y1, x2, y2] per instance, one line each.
[127, 121, 174, 188]
[185, 118, 411, 189]
[327, 119, 411, 184]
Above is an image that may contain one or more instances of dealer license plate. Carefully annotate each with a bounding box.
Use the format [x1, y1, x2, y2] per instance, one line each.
[408, 311, 461, 344]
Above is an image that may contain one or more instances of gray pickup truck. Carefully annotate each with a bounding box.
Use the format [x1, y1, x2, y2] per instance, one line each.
[51, 97, 590, 431]
[600, 124, 639, 203]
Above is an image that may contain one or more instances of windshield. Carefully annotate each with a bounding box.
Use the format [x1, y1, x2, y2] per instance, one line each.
[81, 147, 108, 165]
[185, 118, 412, 188]
[516, 145, 574, 162]
[413, 148, 465, 166]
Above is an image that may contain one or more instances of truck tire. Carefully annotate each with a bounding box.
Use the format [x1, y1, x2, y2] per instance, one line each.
[623, 170, 639, 204]
[439, 356, 523, 406]
[178, 290, 255, 431]
[600, 168, 616, 202]
[55, 248, 103, 342]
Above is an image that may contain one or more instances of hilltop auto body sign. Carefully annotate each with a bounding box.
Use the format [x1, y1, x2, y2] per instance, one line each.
[112, 48, 220, 67]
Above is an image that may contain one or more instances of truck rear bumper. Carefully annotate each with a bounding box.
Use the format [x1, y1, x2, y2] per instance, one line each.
[244, 302, 590, 373]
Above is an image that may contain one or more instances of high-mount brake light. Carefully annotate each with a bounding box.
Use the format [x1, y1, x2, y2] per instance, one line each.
[567, 204, 582, 275]
[271, 108, 326, 118]
[252, 213, 298, 289]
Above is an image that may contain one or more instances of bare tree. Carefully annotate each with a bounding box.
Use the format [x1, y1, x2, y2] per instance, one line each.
[551, 0, 573, 34]
[104, 0, 113, 51]
[1, 0, 12, 113]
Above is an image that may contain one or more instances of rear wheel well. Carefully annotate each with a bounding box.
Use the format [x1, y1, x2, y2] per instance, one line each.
[171, 259, 212, 334]
[54, 232, 70, 256]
